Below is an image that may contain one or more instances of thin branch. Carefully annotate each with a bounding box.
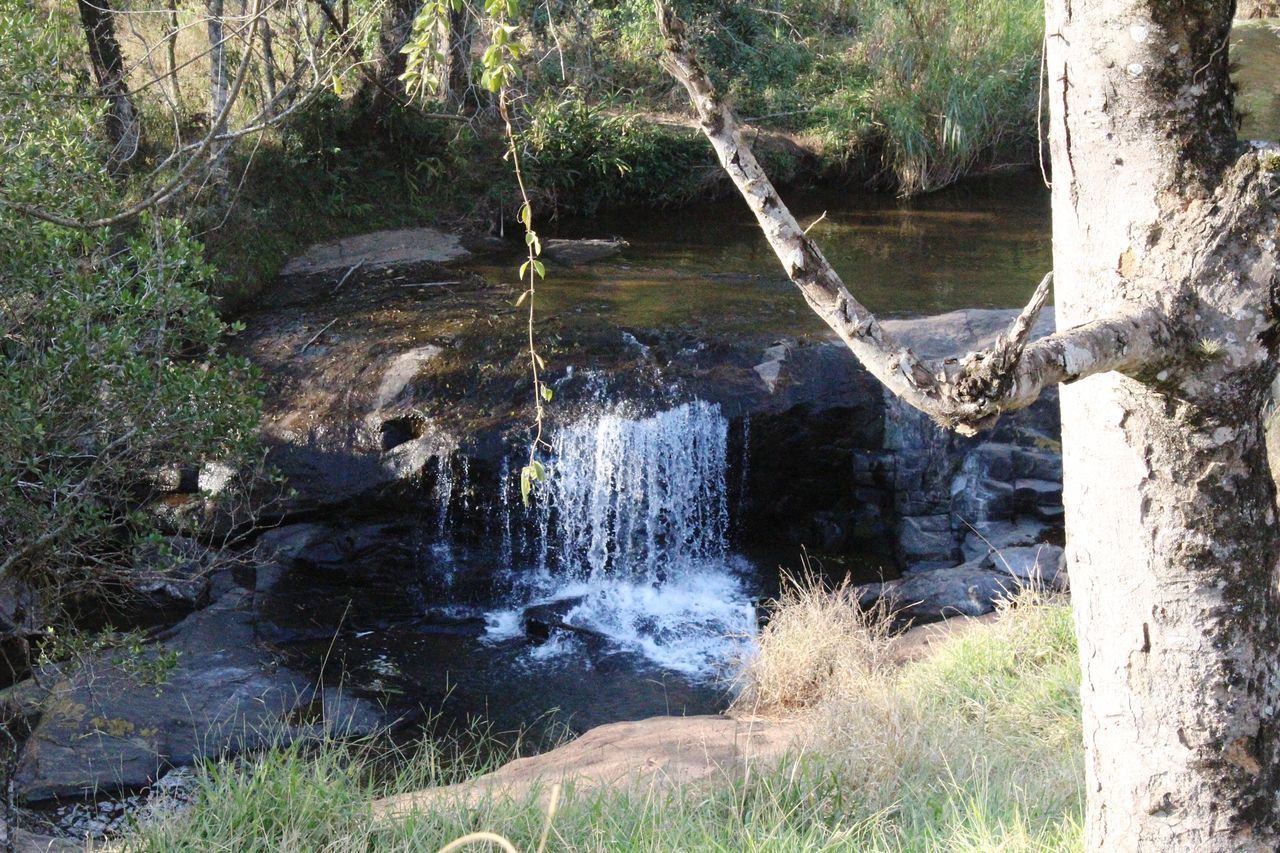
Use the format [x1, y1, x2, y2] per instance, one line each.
[653, 0, 1164, 434]
[0, 0, 266, 230]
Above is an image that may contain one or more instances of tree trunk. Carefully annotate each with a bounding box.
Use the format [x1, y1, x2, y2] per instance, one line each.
[259, 13, 278, 116]
[1047, 0, 1280, 847]
[166, 0, 182, 111]
[368, 0, 418, 111]
[207, 0, 229, 186]
[76, 0, 140, 162]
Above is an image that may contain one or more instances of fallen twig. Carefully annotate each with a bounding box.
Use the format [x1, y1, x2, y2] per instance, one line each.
[300, 318, 338, 352]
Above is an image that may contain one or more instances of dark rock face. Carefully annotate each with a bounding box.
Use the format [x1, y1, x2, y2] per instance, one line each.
[13, 588, 383, 804]
[736, 309, 1064, 595]
[238, 243, 1066, 627]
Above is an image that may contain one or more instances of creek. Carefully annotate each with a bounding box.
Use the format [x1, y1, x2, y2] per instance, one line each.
[259, 23, 1280, 746]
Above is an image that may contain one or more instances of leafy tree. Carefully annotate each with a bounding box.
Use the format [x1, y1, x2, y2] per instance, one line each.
[0, 3, 260, 620]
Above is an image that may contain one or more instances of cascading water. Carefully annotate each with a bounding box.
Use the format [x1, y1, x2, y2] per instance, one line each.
[486, 401, 757, 677]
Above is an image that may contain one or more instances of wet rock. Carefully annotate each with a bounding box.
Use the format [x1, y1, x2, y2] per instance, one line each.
[541, 238, 626, 266]
[14, 589, 383, 803]
[857, 563, 1023, 625]
[522, 598, 607, 644]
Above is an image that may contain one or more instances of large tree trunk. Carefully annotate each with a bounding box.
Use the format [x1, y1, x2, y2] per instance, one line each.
[1047, 0, 1280, 847]
[76, 0, 140, 162]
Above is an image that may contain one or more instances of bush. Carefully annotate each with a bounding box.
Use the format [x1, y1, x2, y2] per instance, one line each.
[0, 4, 260, 615]
[518, 90, 716, 213]
[818, 0, 1044, 193]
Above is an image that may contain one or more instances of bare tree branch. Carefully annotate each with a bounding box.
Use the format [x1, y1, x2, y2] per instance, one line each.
[0, 0, 265, 229]
[653, 0, 1165, 433]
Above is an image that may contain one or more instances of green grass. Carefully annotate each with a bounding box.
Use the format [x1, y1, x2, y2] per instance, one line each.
[123, 599, 1083, 852]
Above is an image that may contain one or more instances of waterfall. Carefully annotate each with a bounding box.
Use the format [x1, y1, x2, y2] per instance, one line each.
[544, 400, 729, 581]
[486, 401, 755, 677]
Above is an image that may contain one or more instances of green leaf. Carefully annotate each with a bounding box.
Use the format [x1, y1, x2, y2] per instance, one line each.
[519, 202, 532, 228]
[519, 260, 530, 279]
[541, 384, 553, 402]
[532, 260, 545, 279]
[520, 466, 532, 505]
[530, 460, 546, 481]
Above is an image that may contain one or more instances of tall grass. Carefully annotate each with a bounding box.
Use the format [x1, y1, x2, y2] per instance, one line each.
[836, 0, 1045, 194]
[123, 586, 1082, 851]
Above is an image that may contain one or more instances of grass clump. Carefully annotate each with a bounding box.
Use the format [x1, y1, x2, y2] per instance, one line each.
[737, 576, 1083, 850]
[123, 585, 1082, 851]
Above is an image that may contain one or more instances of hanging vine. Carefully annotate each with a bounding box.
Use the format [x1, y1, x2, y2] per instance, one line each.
[401, 0, 551, 504]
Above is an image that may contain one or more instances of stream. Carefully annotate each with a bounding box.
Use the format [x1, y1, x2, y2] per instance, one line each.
[262, 22, 1280, 748]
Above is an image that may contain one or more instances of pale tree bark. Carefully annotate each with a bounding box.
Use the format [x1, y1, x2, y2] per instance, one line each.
[207, 0, 230, 187]
[655, 0, 1280, 848]
[259, 12, 279, 116]
[1047, 1, 1280, 848]
[76, 0, 141, 162]
[166, 0, 183, 111]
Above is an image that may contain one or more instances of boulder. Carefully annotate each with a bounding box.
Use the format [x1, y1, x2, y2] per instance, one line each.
[897, 514, 958, 564]
[857, 563, 1024, 625]
[279, 227, 470, 277]
[129, 536, 214, 611]
[990, 544, 1067, 589]
[961, 518, 1054, 565]
[14, 589, 383, 803]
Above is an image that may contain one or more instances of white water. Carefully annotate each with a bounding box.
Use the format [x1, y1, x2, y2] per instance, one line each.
[485, 401, 757, 677]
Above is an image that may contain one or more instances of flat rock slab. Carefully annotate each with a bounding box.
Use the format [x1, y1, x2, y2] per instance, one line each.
[374, 715, 801, 819]
[14, 589, 383, 803]
[858, 563, 1023, 624]
[541, 238, 626, 266]
[280, 228, 470, 277]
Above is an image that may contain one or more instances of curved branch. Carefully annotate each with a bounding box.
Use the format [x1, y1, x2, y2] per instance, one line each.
[654, 0, 1163, 433]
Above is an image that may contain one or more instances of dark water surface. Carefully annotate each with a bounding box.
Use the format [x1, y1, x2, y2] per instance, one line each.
[469, 171, 1054, 338]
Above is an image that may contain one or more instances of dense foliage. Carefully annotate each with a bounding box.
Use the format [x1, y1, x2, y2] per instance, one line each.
[0, 3, 260, 616]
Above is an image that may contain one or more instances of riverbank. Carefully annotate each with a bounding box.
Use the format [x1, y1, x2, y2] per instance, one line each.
[106, 593, 1080, 851]
[199, 0, 1046, 310]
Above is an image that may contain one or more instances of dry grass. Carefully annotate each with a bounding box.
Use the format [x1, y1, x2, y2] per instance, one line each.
[730, 571, 894, 717]
[730, 575, 1083, 848]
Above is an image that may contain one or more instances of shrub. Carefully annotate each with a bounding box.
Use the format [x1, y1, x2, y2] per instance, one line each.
[0, 3, 260, 616]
